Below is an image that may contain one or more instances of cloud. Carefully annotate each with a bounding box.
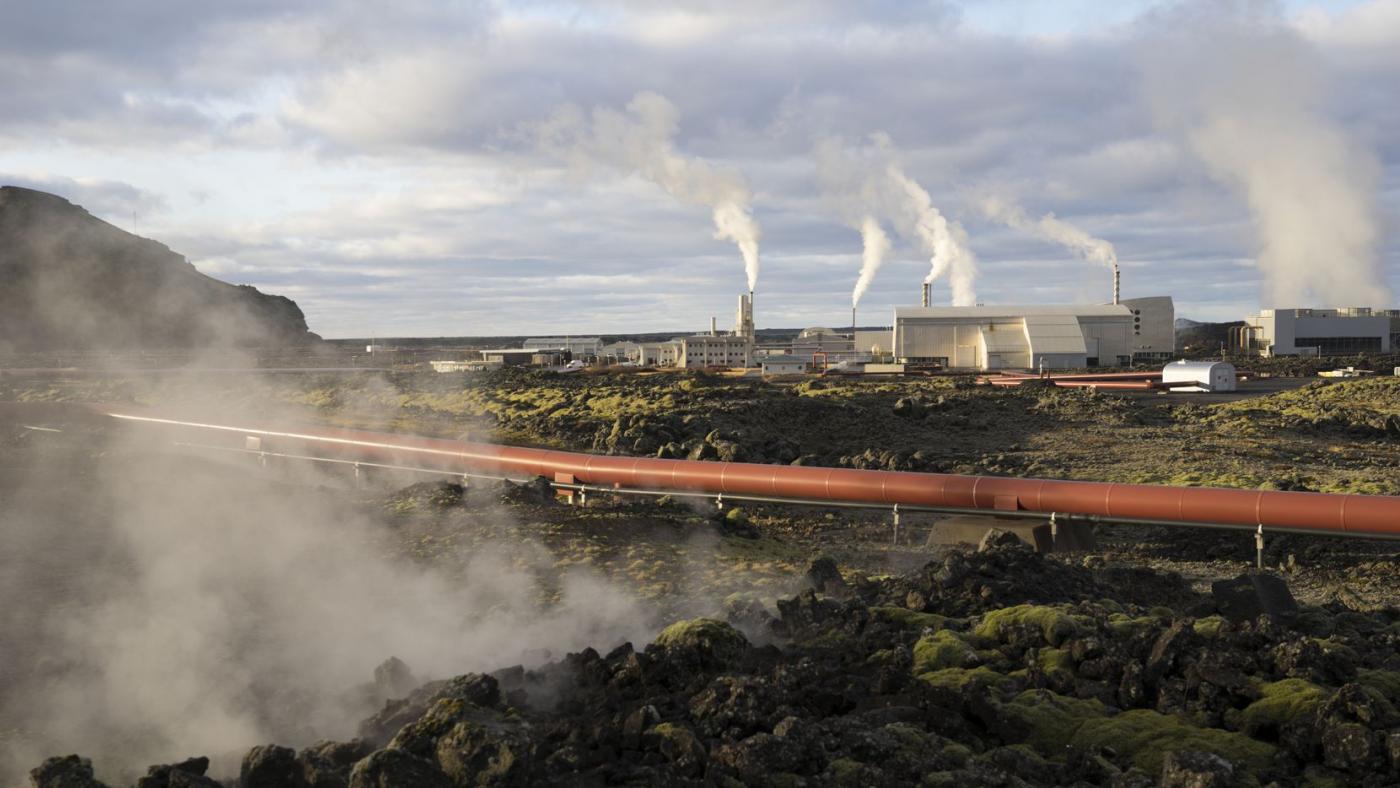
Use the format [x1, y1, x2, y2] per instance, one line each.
[0, 1, 1396, 333]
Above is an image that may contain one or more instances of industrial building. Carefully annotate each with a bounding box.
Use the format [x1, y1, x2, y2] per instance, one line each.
[524, 337, 601, 357]
[634, 341, 681, 366]
[889, 296, 1174, 370]
[679, 334, 751, 368]
[1238, 308, 1400, 356]
[481, 348, 568, 366]
[759, 355, 807, 375]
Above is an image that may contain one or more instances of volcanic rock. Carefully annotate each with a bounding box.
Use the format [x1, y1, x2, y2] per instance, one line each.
[346, 749, 451, 788]
[1158, 750, 1234, 787]
[240, 745, 300, 788]
[1211, 574, 1299, 622]
[29, 755, 109, 788]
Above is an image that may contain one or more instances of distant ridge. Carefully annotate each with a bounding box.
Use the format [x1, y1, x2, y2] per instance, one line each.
[0, 186, 318, 351]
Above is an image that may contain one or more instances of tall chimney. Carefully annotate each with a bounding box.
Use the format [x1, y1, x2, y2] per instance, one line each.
[1112, 266, 1120, 305]
[921, 282, 931, 308]
[710, 316, 717, 336]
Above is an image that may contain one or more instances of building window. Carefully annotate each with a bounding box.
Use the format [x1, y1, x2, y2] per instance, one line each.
[1294, 336, 1382, 353]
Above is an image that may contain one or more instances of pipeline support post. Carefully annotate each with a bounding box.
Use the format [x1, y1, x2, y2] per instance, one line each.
[1256, 525, 1264, 570]
[891, 504, 901, 546]
[716, 494, 724, 511]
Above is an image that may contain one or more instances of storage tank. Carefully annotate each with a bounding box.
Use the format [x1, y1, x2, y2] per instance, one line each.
[1162, 360, 1236, 392]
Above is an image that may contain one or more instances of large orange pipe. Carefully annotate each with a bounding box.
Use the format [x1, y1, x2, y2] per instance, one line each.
[104, 411, 1400, 538]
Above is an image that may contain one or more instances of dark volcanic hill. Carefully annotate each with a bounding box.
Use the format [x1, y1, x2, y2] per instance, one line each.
[0, 186, 319, 351]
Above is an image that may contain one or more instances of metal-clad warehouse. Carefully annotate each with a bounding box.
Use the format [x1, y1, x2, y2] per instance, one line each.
[890, 302, 1171, 370]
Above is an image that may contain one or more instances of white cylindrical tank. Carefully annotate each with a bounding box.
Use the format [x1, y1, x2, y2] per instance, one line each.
[1162, 360, 1237, 392]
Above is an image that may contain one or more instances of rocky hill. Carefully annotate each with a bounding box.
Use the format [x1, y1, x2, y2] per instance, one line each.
[0, 186, 318, 351]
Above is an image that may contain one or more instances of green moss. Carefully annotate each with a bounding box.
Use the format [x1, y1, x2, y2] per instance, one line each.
[1037, 648, 1075, 681]
[913, 630, 976, 673]
[999, 690, 1109, 753]
[883, 722, 937, 758]
[1000, 690, 1273, 777]
[915, 666, 1012, 693]
[975, 605, 1080, 646]
[1357, 669, 1400, 699]
[1237, 679, 1328, 737]
[871, 606, 953, 632]
[1074, 709, 1275, 776]
[653, 618, 748, 662]
[1301, 767, 1349, 788]
[828, 758, 863, 783]
[940, 743, 972, 768]
[1106, 613, 1160, 639]
[1192, 615, 1227, 638]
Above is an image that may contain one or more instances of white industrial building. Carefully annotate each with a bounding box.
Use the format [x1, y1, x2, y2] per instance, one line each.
[889, 296, 1174, 370]
[679, 334, 752, 368]
[524, 337, 602, 357]
[1239, 308, 1400, 356]
[759, 355, 807, 375]
[634, 341, 681, 366]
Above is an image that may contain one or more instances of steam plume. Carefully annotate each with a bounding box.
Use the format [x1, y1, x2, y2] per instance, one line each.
[979, 196, 1119, 302]
[539, 92, 761, 290]
[1141, 4, 1390, 306]
[884, 166, 977, 306]
[815, 135, 978, 307]
[851, 216, 890, 308]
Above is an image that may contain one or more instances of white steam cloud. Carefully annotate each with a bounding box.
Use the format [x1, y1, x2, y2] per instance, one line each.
[979, 195, 1119, 301]
[852, 216, 891, 309]
[0, 399, 658, 784]
[817, 135, 978, 308]
[1141, 3, 1391, 307]
[538, 91, 762, 291]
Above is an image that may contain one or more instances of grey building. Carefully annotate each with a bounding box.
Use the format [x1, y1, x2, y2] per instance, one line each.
[1240, 308, 1400, 356]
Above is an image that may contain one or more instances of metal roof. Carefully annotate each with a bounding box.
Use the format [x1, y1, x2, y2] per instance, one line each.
[1022, 314, 1089, 354]
[894, 304, 1131, 319]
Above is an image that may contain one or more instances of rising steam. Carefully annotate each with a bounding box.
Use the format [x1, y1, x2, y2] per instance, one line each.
[979, 196, 1119, 301]
[1141, 4, 1390, 306]
[816, 135, 978, 308]
[885, 166, 978, 306]
[538, 92, 761, 290]
[852, 216, 891, 308]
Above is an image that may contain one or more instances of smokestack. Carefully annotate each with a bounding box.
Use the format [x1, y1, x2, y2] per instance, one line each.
[710, 316, 717, 336]
[921, 282, 931, 308]
[851, 306, 857, 337]
[1113, 265, 1120, 305]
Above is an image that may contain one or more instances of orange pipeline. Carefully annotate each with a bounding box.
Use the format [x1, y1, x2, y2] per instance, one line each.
[99, 410, 1400, 538]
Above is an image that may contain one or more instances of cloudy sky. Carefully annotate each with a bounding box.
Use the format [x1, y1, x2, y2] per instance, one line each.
[2, 0, 1397, 337]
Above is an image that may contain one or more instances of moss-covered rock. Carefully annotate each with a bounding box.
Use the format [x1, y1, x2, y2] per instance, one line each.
[653, 618, 749, 664]
[1074, 709, 1275, 777]
[1192, 615, 1227, 638]
[975, 605, 1080, 646]
[870, 606, 954, 632]
[1237, 679, 1329, 738]
[999, 689, 1275, 778]
[912, 630, 975, 674]
[914, 666, 1012, 693]
[998, 689, 1109, 753]
[1356, 669, 1400, 699]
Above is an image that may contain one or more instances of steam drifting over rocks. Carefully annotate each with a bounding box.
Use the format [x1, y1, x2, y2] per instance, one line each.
[31, 538, 1400, 787]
